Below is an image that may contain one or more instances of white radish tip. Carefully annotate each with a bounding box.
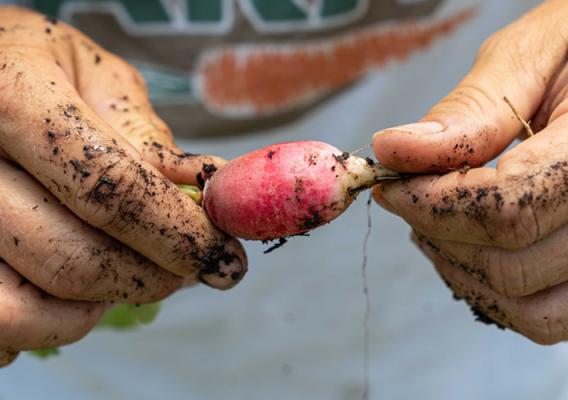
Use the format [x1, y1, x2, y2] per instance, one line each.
[341, 156, 400, 198]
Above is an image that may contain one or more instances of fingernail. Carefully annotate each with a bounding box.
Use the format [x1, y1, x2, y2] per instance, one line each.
[200, 257, 247, 290]
[373, 121, 445, 139]
[199, 242, 248, 290]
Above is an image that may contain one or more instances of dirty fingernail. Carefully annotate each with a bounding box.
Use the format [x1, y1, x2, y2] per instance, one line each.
[199, 241, 248, 290]
[199, 257, 247, 290]
[373, 121, 445, 139]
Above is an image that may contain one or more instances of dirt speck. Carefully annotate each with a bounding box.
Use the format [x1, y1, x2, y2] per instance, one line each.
[90, 176, 117, 203]
[333, 152, 350, 166]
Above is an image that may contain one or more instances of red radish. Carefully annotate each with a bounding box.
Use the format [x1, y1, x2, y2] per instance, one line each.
[202, 141, 398, 241]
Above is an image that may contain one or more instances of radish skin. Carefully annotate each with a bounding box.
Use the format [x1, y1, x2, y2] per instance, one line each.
[202, 141, 390, 241]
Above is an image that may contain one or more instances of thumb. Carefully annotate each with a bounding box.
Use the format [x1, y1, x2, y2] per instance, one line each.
[372, 0, 568, 173]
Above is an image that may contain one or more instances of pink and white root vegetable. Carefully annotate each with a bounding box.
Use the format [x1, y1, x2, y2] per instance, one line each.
[202, 141, 398, 241]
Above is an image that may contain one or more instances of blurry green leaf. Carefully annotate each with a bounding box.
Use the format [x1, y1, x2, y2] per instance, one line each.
[177, 184, 202, 204]
[128, 302, 161, 324]
[30, 347, 60, 359]
[96, 303, 162, 330]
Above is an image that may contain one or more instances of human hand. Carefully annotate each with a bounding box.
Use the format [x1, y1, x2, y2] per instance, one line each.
[0, 6, 246, 366]
[372, 0, 568, 344]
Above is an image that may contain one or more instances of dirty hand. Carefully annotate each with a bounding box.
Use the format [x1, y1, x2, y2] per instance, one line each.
[0, 6, 246, 366]
[372, 0, 568, 344]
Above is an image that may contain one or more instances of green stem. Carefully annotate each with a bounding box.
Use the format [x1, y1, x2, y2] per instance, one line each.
[177, 184, 202, 205]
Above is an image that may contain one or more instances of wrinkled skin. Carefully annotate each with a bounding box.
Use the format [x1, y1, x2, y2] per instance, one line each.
[0, 6, 247, 366]
[373, 0, 568, 345]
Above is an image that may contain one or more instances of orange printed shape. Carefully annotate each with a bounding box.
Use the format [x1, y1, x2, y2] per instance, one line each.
[195, 8, 477, 118]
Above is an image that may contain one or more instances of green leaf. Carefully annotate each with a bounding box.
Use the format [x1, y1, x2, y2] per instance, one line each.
[128, 302, 161, 324]
[96, 303, 162, 330]
[29, 347, 60, 359]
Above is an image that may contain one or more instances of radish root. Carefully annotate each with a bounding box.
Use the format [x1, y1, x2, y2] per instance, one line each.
[504, 96, 534, 137]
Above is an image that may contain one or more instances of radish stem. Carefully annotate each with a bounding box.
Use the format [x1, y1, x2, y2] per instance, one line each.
[178, 184, 202, 205]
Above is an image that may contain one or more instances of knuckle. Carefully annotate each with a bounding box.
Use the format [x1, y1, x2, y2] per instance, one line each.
[485, 251, 510, 296]
[43, 244, 95, 300]
[504, 208, 539, 249]
[487, 251, 531, 297]
[43, 235, 178, 302]
[77, 157, 140, 229]
[455, 178, 537, 250]
[475, 17, 558, 95]
[106, 53, 147, 89]
[509, 18, 561, 83]
[476, 31, 503, 61]
[436, 83, 496, 119]
[486, 192, 539, 250]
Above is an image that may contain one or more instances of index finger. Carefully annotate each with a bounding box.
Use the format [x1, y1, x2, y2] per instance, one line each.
[374, 115, 568, 250]
[0, 8, 246, 288]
